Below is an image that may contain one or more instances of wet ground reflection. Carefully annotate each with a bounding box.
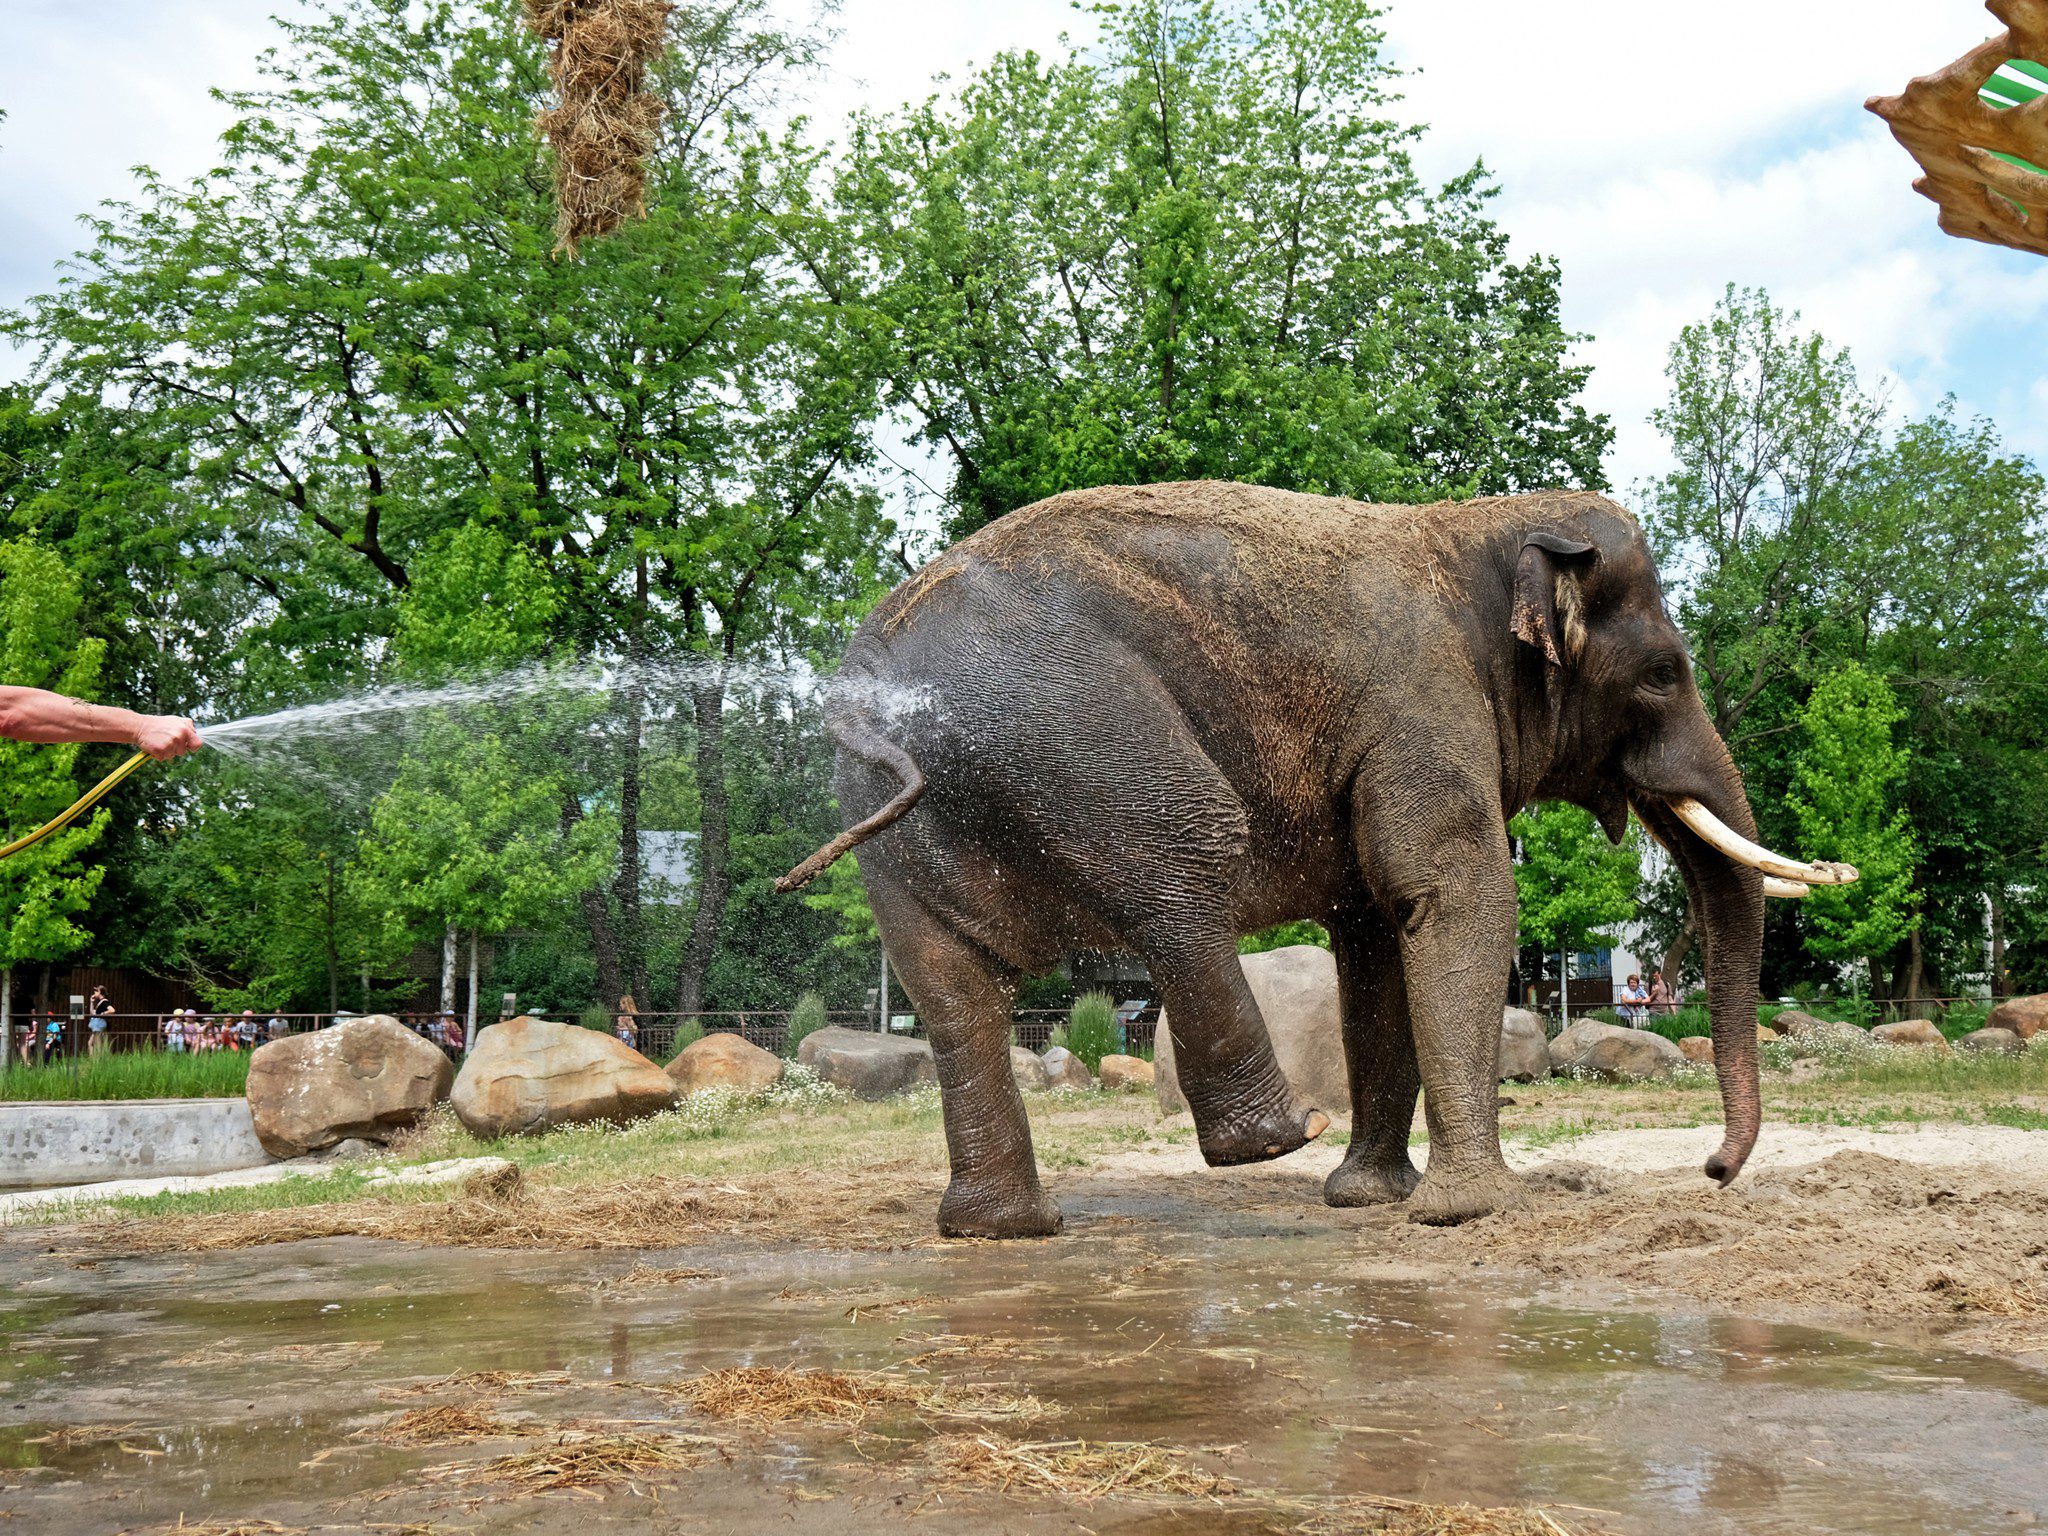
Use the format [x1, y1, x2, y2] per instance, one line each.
[1, 1189, 2043, 1533]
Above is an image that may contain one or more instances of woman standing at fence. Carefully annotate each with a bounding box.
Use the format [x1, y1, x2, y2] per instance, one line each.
[87, 987, 113, 1055]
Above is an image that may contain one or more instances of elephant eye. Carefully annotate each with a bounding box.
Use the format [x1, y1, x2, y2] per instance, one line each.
[1641, 656, 1680, 692]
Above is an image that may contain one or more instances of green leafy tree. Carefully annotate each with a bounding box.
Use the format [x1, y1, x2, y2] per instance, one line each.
[838, 0, 1609, 536]
[1511, 802, 1641, 1016]
[352, 525, 619, 1039]
[0, 542, 108, 1033]
[1788, 663, 1919, 994]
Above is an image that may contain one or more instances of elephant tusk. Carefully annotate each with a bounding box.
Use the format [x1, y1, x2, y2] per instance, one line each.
[1667, 798, 1859, 887]
[1763, 876, 1812, 899]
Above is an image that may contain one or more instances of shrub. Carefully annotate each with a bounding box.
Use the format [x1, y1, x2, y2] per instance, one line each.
[1, 1048, 250, 1101]
[1587, 1006, 1625, 1028]
[785, 991, 829, 1059]
[1065, 992, 1118, 1071]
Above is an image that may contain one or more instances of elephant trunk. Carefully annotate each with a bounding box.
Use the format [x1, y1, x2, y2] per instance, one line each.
[1630, 717, 1771, 1185]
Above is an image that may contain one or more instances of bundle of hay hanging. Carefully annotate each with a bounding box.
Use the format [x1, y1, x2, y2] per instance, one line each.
[523, 0, 675, 254]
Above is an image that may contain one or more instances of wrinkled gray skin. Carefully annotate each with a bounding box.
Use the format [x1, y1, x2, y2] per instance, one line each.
[780, 482, 1764, 1238]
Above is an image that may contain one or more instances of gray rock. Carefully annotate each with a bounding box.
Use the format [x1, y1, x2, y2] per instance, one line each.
[1956, 1026, 2024, 1056]
[451, 1016, 678, 1137]
[1772, 1010, 1875, 1056]
[1498, 1007, 1551, 1082]
[1041, 1046, 1094, 1092]
[1871, 1019, 1948, 1050]
[795, 1025, 938, 1100]
[1547, 1018, 1687, 1082]
[1098, 1054, 1155, 1091]
[1156, 945, 1345, 1115]
[1987, 994, 2048, 1041]
[667, 1032, 785, 1096]
[1011, 1045, 1051, 1092]
[246, 1016, 453, 1159]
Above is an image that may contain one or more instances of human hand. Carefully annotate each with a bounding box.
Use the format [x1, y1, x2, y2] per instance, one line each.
[133, 714, 204, 760]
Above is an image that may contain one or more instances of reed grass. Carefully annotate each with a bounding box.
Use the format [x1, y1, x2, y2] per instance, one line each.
[0, 1047, 249, 1101]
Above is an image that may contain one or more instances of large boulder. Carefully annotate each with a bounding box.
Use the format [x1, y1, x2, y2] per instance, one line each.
[452, 1016, 677, 1138]
[666, 1032, 784, 1097]
[1498, 1008, 1550, 1082]
[1548, 1019, 1687, 1082]
[1041, 1046, 1094, 1092]
[1011, 1046, 1051, 1092]
[1772, 1010, 1875, 1057]
[1156, 945, 1345, 1115]
[1956, 1026, 2024, 1056]
[1872, 1019, 1949, 1051]
[1988, 994, 2048, 1041]
[795, 1025, 938, 1100]
[1098, 1054, 1155, 1092]
[1677, 1035, 1716, 1065]
[246, 1016, 454, 1159]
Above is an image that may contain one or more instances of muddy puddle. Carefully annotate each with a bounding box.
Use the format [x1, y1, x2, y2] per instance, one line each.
[1, 1183, 2043, 1534]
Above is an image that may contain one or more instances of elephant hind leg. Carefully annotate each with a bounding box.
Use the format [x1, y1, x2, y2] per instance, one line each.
[868, 878, 1060, 1239]
[1146, 929, 1328, 1167]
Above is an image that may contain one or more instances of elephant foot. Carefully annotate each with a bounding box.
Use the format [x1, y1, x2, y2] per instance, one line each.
[937, 1178, 1063, 1240]
[1198, 1105, 1330, 1168]
[1406, 1161, 1530, 1226]
[1323, 1152, 1421, 1208]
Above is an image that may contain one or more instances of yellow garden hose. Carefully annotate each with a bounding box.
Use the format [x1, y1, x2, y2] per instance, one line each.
[0, 750, 150, 862]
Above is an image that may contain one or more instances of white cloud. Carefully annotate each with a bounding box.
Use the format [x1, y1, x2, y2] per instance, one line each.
[5, 0, 2041, 488]
[1378, 0, 2048, 489]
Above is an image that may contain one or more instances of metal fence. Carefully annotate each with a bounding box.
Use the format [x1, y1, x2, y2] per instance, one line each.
[0, 1000, 1167, 1076]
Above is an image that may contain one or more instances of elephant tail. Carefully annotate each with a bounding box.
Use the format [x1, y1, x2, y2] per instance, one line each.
[774, 717, 926, 894]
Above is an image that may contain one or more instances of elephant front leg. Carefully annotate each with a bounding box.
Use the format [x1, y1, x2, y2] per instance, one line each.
[1360, 794, 1528, 1225]
[1323, 904, 1422, 1208]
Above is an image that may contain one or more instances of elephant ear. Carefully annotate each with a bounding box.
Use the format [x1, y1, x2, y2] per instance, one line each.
[1510, 531, 1596, 668]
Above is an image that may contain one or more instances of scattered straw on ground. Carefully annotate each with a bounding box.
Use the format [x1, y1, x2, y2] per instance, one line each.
[359, 1403, 522, 1446]
[143, 1522, 308, 1536]
[381, 1369, 573, 1399]
[1290, 1495, 1605, 1536]
[96, 1165, 937, 1256]
[591, 1264, 720, 1293]
[170, 1340, 382, 1369]
[676, 1365, 1044, 1427]
[427, 1430, 699, 1495]
[23, 1421, 156, 1449]
[921, 1433, 1234, 1500]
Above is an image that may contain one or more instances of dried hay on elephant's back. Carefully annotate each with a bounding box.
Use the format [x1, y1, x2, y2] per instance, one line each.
[523, 0, 674, 254]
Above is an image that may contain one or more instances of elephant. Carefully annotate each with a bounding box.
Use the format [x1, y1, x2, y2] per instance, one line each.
[778, 481, 1856, 1238]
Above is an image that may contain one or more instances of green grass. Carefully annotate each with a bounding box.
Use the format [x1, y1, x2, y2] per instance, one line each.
[1064, 992, 1118, 1071]
[0, 1048, 250, 1101]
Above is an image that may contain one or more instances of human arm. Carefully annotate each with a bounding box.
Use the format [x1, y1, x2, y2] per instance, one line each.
[0, 687, 203, 759]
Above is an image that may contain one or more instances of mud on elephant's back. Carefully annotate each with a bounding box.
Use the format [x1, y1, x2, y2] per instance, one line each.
[1155, 945, 1348, 1117]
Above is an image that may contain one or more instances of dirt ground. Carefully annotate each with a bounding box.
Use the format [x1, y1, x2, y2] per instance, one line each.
[8, 1077, 2048, 1532]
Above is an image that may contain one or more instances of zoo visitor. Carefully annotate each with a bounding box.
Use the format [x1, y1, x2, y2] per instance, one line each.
[0, 685, 203, 758]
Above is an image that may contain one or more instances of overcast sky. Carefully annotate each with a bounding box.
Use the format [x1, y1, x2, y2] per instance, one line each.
[5, 0, 2044, 499]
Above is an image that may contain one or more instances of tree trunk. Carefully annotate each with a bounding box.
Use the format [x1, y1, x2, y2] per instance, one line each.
[1900, 928, 1928, 1016]
[1990, 884, 2009, 998]
[1865, 955, 1888, 1004]
[614, 577, 649, 1010]
[441, 923, 457, 1015]
[466, 931, 480, 1049]
[1, 967, 10, 1052]
[1661, 913, 1697, 987]
[324, 860, 340, 1016]
[565, 793, 623, 1009]
[676, 658, 731, 1018]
